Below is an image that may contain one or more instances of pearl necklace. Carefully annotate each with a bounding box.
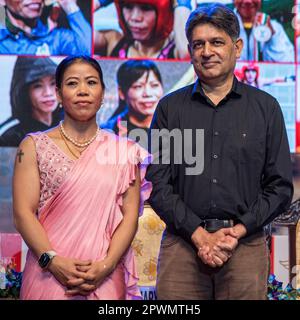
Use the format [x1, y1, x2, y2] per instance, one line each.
[59, 129, 81, 159]
[59, 121, 99, 148]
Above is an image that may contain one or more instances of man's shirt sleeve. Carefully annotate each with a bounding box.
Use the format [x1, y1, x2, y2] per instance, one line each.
[146, 98, 204, 241]
[238, 99, 294, 235]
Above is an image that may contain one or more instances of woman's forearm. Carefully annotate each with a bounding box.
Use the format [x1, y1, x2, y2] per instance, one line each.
[174, 6, 190, 59]
[14, 210, 53, 259]
[104, 215, 138, 270]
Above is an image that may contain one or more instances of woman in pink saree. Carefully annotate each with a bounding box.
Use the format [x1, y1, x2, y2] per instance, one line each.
[13, 56, 152, 300]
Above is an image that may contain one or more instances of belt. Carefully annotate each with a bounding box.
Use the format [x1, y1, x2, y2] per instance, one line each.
[203, 219, 235, 233]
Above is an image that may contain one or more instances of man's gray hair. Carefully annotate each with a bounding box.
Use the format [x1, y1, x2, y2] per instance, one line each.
[185, 3, 240, 43]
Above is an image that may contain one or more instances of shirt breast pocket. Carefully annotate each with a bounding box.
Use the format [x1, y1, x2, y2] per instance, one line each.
[230, 133, 265, 165]
[239, 135, 265, 164]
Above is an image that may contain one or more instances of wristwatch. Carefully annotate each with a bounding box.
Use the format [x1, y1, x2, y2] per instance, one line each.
[38, 251, 57, 269]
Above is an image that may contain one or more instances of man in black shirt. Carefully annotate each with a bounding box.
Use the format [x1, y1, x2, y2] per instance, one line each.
[146, 3, 293, 300]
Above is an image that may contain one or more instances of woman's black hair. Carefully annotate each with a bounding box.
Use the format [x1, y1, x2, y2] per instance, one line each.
[110, 59, 162, 117]
[55, 55, 105, 90]
[10, 57, 57, 122]
[117, 59, 162, 95]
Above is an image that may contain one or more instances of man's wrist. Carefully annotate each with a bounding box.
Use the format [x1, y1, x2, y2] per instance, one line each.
[233, 223, 247, 239]
[191, 225, 207, 249]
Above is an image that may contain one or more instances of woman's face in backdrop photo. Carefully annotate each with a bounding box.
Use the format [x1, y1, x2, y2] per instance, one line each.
[29, 75, 57, 119]
[122, 3, 157, 42]
[122, 70, 163, 117]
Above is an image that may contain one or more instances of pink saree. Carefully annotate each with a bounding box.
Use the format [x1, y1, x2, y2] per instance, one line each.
[20, 130, 152, 300]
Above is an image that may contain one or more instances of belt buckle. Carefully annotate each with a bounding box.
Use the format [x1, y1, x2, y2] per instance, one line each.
[204, 218, 233, 233]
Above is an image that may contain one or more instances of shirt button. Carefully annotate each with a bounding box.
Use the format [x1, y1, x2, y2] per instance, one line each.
[212, 178, 218, 184]
[214, 131, 219, 136]
[211, 202, 217, 208]
[213, 154, 218, 159]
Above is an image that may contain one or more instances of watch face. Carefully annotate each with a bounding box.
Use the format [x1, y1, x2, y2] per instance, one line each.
[38, 253, 50, 268]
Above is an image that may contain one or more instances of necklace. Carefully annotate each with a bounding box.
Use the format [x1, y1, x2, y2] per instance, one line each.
[59, 121, 99, 148]
[59, 128, 83, 159]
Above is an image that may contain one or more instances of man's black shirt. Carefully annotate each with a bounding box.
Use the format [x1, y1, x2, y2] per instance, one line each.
[146, 77, 293, 240]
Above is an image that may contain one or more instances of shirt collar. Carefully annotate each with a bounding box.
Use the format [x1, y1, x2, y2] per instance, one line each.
[1, 14, 48, 40]
[192, 76, 242, 100]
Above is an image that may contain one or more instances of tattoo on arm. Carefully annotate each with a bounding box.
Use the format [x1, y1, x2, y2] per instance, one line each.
[17, 149, 24, 163]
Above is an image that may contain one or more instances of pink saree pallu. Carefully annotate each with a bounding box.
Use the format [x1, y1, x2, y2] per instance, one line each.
[20, 130, 152, 300]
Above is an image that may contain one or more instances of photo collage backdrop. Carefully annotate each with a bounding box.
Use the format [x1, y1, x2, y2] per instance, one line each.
[0, 0, 299, 295]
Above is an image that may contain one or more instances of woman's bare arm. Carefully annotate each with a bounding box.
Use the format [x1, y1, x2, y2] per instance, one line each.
[94, 29, 123, 56]
[173, 5, 191, 59]
[105, 167, 141, 268]
[13, 136, 92, 289]
[13, 136, 53, 258]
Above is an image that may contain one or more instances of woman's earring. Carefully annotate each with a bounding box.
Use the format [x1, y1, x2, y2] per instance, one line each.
[58, 103, 63, 108]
